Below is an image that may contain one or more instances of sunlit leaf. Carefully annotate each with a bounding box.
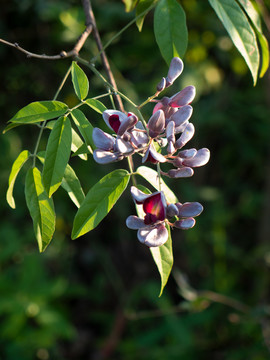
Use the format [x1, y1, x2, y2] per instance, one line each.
[150, 224, 173, 296]
[71, 128, 88, 160]
[237, 0, 269, 77]
[71, 61, 89, 100]
[9, 101, 68, 124]
[122, 0, 139, 12]
[25, 167, 55, 252]
[154, 0, 188, 65]
[208, 0, 259, 84]
[70, 109, 95, 152]
[137, 166, 178, 203]
[61, 164, 85, 208]
[42, 116, 72, 197]
[72, 169, 130, 239]
[84, 98, 107, 114]
[6, 150, 30, 209]
[71, 143, 92, 158]
[136, 0, 157, 32]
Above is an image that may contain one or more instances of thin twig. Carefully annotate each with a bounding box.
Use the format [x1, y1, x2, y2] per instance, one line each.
[0, 25, 92, 60]
[82, 0, 124, 112]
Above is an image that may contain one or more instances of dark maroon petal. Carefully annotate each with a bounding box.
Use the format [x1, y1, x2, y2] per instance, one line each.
[126, 216, 146, 230]
[182, 148, 210, 167]
[143, 192, 166, 221]
[168, 167, 194, 178]
[169, 86, 196, 108]
[178, 202, 203, 218]
[137, 223, 168, 247]
[109, 114, 121, 133]
[152, 97, 170, 114]
[174, 217, 196, 229]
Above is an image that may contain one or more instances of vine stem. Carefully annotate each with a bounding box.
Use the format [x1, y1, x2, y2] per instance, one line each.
[32, 64, 72, 167]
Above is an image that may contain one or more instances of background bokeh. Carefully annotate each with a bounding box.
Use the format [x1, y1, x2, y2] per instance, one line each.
[1, 0, 270, 359]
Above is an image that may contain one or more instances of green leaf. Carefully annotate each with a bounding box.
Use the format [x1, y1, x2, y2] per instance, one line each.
[71, 61, 89, 100]
[136, 0, 157, 32]
[2, 122, 24, 134]
[71, 143, 92, 158]
[42, 116, 72, 197]
[154, 0, 188, 65]
[72, 169, 130, 239]
[70, 108, 95, 151]
[237, 0, 269, 78]
[25, 167, 55, 252]
[122, 0, 139, 12]
[6, 150, 30, 209]
[137, 166, 178, 203]
[9, 101, 68, 124]
[208, 0, 260, 85]
[61, 164, 85, 208]
[71, 128, 88, 160]
[150, 224, 173, 296]
[84, 98, 107, 114]
[135, 185, 173, 296]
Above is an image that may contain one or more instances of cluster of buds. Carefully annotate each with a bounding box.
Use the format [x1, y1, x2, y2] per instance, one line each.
[126, 186, 203, 247]
[92, 57, 210, 247]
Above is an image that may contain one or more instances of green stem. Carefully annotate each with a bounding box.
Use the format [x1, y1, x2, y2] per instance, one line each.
[127, 156, 137, 186]
[157, 163, 162, 191]
[32, 64, 72, 168]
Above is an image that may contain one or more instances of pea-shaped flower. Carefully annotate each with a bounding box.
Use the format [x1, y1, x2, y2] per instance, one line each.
[126, 186, 168, 247]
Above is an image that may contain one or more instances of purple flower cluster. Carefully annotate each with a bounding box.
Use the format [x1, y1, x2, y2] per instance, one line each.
[92, 57, 210, 247]
[92, 57, 210, 179]
[126, 186, 203, 247]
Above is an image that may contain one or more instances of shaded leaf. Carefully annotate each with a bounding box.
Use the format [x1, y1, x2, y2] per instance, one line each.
[71, 109, 95, 151]
[6, 150, 30, 209]
[71, 128, 88, 160]
[208, 0, 259, 84]
[71, 61, 89, 100]
[71, 143, 92, 158]
[237, 0, 269, 77]
[9, 101, 68, 124]
[3, 122, 24, 134]
[137, 166, 178, 203]
[61, 164, 85, 208]
[25, 167, 55, 252]
[154, 0, 188, 65]
[72, 169, 130, 239]
[84, 98, 107, 114]
[136, 0, 157, 32]
[150, 224, 173, 296]
[42, 116, 72, 197]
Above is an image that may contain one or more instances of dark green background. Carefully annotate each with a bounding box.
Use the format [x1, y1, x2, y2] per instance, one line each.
[1, 0, 270, 359]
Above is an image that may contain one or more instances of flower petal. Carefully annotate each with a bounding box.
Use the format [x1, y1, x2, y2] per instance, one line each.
[117, 114, 138, 136]
[143, 192, 167, 221]
[174, 217, 196, 229]
[130, 129, 149, 148]
[175, 123, 195, 149]
[93, 149, 123, 164]
[142, 144, 167, 164]
[178, 148, 197, 158]
[169, 86, 196, 108]
[168, 167, 194, 178]
[137, 223, 168, 247]
[171, 105, 193, 131]
[92, 127, 115, 150]
[166, 121, 175, 143]
[102, 110, 128, 133]
[130, 186, 151, 204]
[148, 110, 165, 138]
[166, 203, 179, 218]
[182, 148, 210, 167]
[178, 202, 203, 217]
[115, 138, 134, 155]
[166, 57, 184, 86]
[126, 215, 146, 230]
[157, 77, 166, 92]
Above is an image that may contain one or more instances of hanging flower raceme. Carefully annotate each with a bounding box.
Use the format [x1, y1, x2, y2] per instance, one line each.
[126, 186, 204, 247]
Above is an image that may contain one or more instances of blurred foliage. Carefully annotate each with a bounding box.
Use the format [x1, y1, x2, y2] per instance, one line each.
[1, 0, 270, 359]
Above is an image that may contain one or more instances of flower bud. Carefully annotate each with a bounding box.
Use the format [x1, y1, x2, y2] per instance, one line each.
[92, 127, 115, 151]
[168, 167, 194, 178]
[148, 110, 165, 138]
[93, 149, 123, 164]
[156, 77, 166, 92]
[169, 86, 196, 108]
[166, 57, 184, 86]
[174, 217, 196, 229]
[166, 203, 179, 218]
[182, 148, 210, 167]
[175, 123, 195, 149]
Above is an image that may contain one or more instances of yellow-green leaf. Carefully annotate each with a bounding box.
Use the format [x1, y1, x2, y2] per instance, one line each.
[71, 62, 89, 100]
